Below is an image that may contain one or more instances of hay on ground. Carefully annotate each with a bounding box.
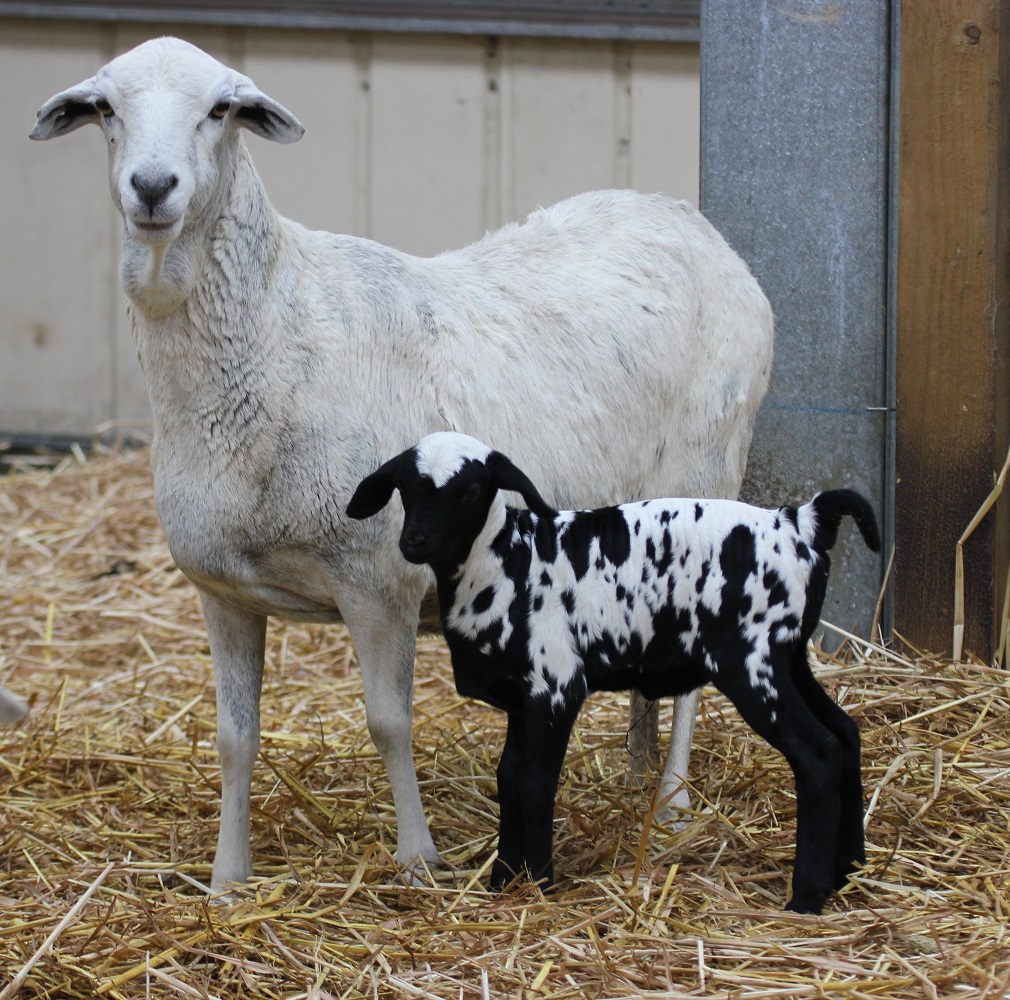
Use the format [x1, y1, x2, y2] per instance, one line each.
[0, 446, 1008, 999]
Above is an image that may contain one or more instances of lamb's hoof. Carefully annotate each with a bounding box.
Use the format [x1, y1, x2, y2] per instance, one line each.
[489, 859, 555, 894]
[833, 852, 866, 890]
[489, 858, 520, 891]
[784, 892, 827, 915]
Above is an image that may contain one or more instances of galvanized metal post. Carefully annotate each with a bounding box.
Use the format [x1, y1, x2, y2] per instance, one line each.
[701, 0, 893, 640]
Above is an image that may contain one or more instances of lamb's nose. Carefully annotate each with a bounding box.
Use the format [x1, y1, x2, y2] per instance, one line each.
[131, 171, 178, 212]
[401, 528, 428, 553]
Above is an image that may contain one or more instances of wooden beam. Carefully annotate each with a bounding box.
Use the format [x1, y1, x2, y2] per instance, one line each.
[896, 1, 1010, 659]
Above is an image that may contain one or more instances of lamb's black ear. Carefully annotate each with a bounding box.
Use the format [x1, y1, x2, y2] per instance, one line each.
[347, 455, 404, 520]
[486, 452, 557, 519]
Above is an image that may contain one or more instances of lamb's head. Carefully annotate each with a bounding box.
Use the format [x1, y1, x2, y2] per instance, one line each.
[30, 37, 303, 248]
[347, 433, 556, 570]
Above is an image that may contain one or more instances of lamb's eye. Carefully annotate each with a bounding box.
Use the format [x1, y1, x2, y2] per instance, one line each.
[94, 97, 114, 117]
[209, 100, 232, 120]
[460, 484, 482, 505]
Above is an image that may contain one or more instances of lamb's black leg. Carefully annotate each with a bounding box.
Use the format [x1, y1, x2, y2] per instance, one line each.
[790, 647, 865, 889]
[516, 702, 579, 890]
[491, 712, 527, 889]
[716, 668, 842, 915]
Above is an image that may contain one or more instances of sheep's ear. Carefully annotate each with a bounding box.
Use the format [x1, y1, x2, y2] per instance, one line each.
[30, 80, 102, 140]
[234, 78, 304, 144]
[486, 452, 557, 519]
[347, 456, 403, 520]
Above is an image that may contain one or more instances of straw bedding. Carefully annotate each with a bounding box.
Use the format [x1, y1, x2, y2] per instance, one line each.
[1, 446, 1008, 999]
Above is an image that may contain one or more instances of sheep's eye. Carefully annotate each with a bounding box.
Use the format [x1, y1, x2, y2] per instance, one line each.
[94, 97, 114, 117]
[209, 100, 232, 120]
[460, 484, 482, 505]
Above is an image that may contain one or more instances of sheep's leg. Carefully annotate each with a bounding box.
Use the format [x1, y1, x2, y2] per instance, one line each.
[717, 670, 840, 914]
[491, 712, 527, 888]
[654, 688, 700, 826]
[341, 598, 443, 876]
[627, 689, 659, 777]
[200, 590, 267, 891]
[517, 705, 579, 890]
[790, 648, 865, 888]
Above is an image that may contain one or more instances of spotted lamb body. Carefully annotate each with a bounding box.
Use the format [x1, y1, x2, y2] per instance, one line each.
[30, 38, 773, 891]
[348, 432, 881, 915]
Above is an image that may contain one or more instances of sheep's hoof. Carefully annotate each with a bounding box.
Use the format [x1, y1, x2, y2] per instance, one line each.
[395, 853, 446, 887]
[209, 859, 253, 899]
[652, 804, 691, 831]
[207, 878, 252, 904]
[652, 785, 692, 830]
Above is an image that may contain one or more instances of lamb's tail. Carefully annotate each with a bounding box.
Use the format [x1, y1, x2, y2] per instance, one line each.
[806, 489, 881, 556]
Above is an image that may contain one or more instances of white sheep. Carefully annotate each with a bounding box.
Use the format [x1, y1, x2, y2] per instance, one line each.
[30, 37, 773, 890]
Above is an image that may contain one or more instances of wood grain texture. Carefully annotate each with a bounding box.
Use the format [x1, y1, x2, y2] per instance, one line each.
[896, 0, 1010, 658]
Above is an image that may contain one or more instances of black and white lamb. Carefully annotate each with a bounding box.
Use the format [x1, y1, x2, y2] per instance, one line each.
[348, 432, 881, 914]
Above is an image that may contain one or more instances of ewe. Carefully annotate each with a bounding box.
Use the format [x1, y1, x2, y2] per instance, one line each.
[349, 432, 880, 914]
[32, 37, 772, 890]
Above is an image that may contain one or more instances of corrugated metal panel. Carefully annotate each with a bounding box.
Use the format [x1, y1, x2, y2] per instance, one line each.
[2, 20, 700, 434]
[701, 1, 891, 638]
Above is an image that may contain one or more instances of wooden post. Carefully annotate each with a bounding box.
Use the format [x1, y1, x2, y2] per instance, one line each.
[895, 1, 1010, 659]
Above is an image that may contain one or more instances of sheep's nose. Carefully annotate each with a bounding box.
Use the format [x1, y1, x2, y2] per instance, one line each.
[131, 171, 178, 211]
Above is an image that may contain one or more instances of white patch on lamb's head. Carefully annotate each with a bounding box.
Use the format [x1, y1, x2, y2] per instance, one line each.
[414, 432, 492, 488]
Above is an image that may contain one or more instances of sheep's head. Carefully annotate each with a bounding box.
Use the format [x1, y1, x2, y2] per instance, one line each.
[30, 37, 303, 247]
[347, 433, 556, 570]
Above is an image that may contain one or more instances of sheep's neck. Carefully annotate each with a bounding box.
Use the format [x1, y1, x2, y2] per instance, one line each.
[124, 142, 277, 320]
[127, 144, 285, 463]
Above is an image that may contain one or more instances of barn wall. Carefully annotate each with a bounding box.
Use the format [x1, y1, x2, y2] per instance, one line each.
[0, 18, 700, 437]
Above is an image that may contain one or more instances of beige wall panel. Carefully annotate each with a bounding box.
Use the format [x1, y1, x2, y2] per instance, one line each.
[243, 30, 360, 235]
[368, 34, 487, 256]
[500, 38, 621, 224]
[1, 20, 117, 435]
[2, 23, 699, 437]
[629, 44, 700, 204]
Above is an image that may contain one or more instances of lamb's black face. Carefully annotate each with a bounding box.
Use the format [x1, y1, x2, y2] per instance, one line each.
[398, 460, 497, 570]
[347, 431, 550, 571]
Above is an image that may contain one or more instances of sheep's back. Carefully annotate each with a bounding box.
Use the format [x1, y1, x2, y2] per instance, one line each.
[252, 190, 771, 529]
[423, 191, 773, 507]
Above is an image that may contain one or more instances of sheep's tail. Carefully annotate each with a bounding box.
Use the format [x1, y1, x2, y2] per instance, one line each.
[806, 489, 881, 556]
